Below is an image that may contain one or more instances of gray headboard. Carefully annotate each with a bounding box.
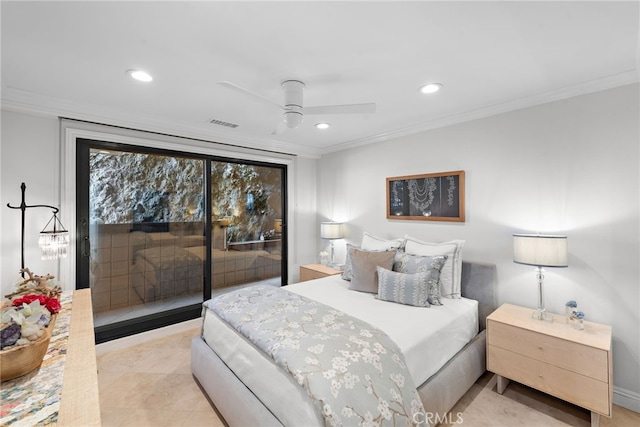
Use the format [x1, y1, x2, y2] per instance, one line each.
[460, 261, 497, 331]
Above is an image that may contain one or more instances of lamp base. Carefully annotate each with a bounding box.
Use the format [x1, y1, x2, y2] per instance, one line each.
[532, 308, 553, 322]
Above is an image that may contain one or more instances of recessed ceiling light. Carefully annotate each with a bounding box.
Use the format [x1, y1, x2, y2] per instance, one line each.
[419, 83, 442, 94]
[315, 123, 330, 130]
[126, 69, 153, 82]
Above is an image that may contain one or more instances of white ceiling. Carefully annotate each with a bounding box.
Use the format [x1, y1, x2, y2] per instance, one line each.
[2, 1, 638, 158]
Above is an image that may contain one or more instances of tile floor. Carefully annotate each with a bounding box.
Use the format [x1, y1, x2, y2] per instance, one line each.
[97, 329, 640, 427]
[95, 277, 280, 327]
[94, 293, 202, 327]
[442, 372, 639, 427]
[97, 327, 223, 427]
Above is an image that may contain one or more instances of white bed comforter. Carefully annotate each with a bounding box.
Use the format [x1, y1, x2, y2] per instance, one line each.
[286, 276, 479, 386]
[201, 275, 478, 426]
[205, 285, 424, 426]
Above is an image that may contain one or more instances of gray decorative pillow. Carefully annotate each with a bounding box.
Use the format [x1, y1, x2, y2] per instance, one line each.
[403, 236, 465, 299]
[341, 243, 359, 281]
[393, 252, 448, 306]
[376, 266, 430, 307]
[348, 248, 396, 293]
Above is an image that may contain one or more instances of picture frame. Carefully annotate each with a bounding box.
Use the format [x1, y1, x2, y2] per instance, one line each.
[386, 170, 465, 222]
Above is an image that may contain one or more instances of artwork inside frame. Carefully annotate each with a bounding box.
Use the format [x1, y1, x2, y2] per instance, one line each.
[386, 170, 465, 222]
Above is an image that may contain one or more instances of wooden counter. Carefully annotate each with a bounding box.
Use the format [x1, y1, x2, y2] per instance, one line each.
[0, 289, 101, 426]
[58, 289, 101, 426]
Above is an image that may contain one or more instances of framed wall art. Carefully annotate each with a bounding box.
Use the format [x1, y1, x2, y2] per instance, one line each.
[386, 170, 465, 222]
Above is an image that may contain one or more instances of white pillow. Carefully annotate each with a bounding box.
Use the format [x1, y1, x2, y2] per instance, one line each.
[361, 231, 404, 251]
[403, 235, 465, 298]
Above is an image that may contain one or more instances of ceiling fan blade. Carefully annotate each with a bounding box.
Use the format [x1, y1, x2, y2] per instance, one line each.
[303, 103, 376, 115]
[271, 120, 289, 136]
[217, 81, 286, 110]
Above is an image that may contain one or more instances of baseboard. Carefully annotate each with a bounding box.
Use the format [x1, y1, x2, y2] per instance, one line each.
[95, 317, 201, 356]
[613, 386, 640, 413]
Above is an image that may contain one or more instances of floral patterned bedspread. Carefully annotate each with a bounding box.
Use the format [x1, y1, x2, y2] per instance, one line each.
[205, 285, 425, 426]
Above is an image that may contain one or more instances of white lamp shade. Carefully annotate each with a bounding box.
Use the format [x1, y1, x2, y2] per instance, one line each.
[274, 219, 282, 233]
[320, 222, 343, 239]
[513, 234, 568, 267]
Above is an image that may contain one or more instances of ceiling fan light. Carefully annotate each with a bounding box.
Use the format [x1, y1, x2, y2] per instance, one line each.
[419, 83, 442, 94]
[315, 123, 330, 130]
[127, 69, 153, 82]
[284, 111, 303, 129]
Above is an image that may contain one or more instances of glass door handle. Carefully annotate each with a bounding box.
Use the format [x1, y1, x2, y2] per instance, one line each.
[81, 218, 91, 257]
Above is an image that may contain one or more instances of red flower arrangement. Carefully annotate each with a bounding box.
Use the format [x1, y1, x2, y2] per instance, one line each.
[12, 294, 61, 314]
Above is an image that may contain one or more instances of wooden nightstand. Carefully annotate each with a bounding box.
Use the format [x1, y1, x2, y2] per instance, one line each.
[487, 303, 612, 427]
[299, 264, 342, 282]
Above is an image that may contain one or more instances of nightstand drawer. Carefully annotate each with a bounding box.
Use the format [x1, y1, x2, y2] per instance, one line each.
[488, 320, 608, 382]
[300, 268, 328, 281]
[488, 346, 610, 415]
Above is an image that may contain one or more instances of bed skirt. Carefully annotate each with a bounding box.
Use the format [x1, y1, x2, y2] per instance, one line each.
[191, 329, 486, 427]
[191, 336, 283, 426]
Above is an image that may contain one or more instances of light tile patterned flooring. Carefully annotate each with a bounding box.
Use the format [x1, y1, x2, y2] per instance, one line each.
[97, 327, 224, 427]
[95, 277, 280, 327]
[97, 327, 640, 427]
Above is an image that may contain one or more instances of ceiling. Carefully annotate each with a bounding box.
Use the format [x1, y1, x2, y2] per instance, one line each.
[2, 1, 638, 158]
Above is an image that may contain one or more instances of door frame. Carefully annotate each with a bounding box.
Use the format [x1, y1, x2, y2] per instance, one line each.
[61, 120, 295, 340]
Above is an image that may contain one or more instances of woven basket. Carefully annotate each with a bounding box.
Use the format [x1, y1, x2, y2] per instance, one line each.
[0, 315, 57, 382]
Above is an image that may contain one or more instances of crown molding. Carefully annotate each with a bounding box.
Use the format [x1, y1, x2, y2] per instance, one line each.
[322, 69, 640, 155]
[1, 87, 323, 160]
[3, 69, 637, 159]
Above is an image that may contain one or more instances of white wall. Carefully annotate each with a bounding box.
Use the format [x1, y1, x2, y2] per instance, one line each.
[292, 156, 319, 271]
[1, 112, 62, 294]
[317, 84, 640, 408]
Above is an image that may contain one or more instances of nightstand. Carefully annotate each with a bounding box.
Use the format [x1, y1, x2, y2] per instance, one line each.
[299, 264, 342, 282]
[487, 303, 612, 427]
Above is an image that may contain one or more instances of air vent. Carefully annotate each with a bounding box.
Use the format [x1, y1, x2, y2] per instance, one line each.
[209, 118, 239, 129]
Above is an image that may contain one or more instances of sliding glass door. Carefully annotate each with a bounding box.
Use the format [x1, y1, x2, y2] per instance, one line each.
[210, 161, 285, 292]
[76, 138, 287, 342]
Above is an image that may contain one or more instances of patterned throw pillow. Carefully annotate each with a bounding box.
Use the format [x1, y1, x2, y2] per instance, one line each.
[348, 248, 396, 293]
[376, 266, 430, 307]
[392, 252, 448, 306]
[403, 236, 465, 298]
[341, 243, 359, 281]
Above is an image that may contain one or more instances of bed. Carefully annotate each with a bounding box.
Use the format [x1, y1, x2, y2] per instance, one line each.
[191, 258, 496, 426]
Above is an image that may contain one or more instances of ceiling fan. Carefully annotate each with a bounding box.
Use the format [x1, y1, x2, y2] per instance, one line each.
[217, 80, 376, 130]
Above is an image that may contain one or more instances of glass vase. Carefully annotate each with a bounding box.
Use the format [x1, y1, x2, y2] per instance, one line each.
[565, 306, 573, 323]
[572, 318, 584, 330]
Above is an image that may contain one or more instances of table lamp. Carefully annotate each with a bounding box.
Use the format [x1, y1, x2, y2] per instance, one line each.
[513, 233, 568, 321]
[320, 222, 343, 266]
